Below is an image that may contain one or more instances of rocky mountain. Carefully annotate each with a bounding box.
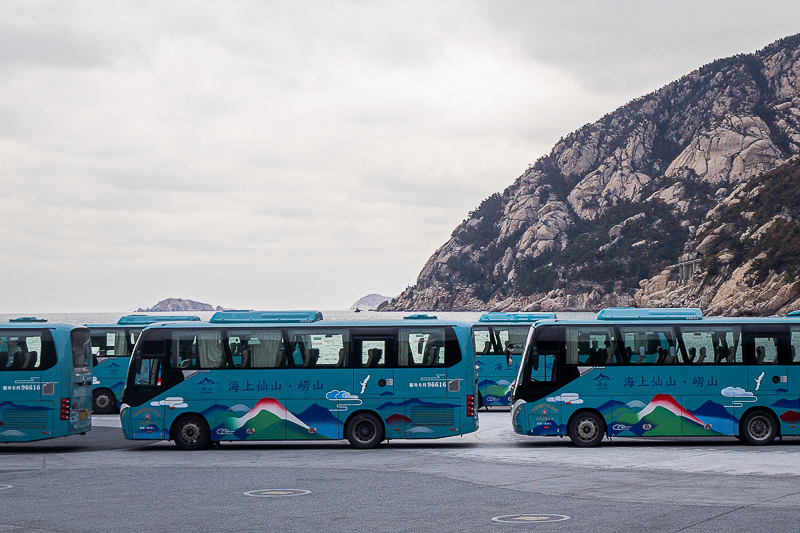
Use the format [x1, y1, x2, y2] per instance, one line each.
[350, 294, 392, 310]
[381, 34, 800, 316]
[137, 298, 223, 312]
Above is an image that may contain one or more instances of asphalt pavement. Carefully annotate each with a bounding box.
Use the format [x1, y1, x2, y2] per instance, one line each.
[2, 410, 800, 532]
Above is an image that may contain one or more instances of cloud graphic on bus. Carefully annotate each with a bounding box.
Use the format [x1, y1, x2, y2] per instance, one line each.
[326, 390, 359, 400]
[721, 387, 754, 397]
[151, 397, 188, 409]
[326, 390, 362, 412]
[546, 393, 583, 405]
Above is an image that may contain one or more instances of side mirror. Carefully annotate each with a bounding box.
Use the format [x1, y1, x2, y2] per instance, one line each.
[504, 344, 515, 367]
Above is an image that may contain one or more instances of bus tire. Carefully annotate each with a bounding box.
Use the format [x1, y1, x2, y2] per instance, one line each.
[345, 412, 384, 449]
[172, 414, 210, 451]
[567, 411, 605, 447]
[93, 389, 116, 415]
[741, 410, 778, 446]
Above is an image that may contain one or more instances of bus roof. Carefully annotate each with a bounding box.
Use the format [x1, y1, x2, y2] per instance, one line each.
[86, 314, 202, 328]
[529, 307, 800, 328]
[210, 310, 324, 323]
[596, 307, 703, 321]
[478, 312, 556, 323]
[141, 311, 469, 330]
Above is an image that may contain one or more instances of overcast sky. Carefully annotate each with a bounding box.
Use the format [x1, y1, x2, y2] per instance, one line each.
[2, 1, 799, 313]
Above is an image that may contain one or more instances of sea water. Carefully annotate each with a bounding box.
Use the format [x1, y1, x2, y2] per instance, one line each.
[0, 310, 594, 326]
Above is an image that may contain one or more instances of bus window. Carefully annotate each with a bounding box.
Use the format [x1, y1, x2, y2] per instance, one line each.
[0, 331, 57, 372]
[473, 328, 493, 355]
[361, 340, 387, 367]
[399, 329, 447, 367]
[71, 329, 91, 370]
[229, 329, 285, 368]
[565, 326, 616, 365]
[618, 326, 676, 364]
[286, 330, 347, 368]
[753, 335, 780, 364]
[134, 357, 161, 387]
[790, 327, 800, 364]
[171, 330, 226, 369]
[679, 326, 742, 364]
[90, 329, 128, 357]
[531, 325, 561, 382]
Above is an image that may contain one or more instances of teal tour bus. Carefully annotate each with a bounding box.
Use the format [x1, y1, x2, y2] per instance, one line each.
[0, 318, 92, 442]
[120, 311, 479, 449]
[472, 312, 555, 408]
[87, 315, 200, 414]
[511, 307, 800, 446]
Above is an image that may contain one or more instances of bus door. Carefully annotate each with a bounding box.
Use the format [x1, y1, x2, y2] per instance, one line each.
[352, 329, 395, 403]
[126, 330, 169, 439]
[524, 326, 564, 434]
[70, 328, 92, 434]
[745, 326, 789, 430]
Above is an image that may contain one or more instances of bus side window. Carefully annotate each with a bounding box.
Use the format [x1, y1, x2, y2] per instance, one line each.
[531, 326, 561, 382]
[679, 327, 742, 364]
[619, 327, 675, 365]
[790, 327, 800, 364]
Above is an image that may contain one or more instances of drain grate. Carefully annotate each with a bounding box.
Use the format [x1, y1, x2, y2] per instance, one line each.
[491, 514, 571, 524]
[243, 489, 310, 498]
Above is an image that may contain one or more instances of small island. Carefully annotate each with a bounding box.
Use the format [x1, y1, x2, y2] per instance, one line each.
[350, 294, 392, 311]
[136, 298, 224, 312]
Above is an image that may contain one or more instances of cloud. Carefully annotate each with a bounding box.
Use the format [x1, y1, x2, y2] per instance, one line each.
[326, 390, 359, 401]
[546, 393, 583, 404]
[151, 397, 188, 408]
[4, 2, 800, 312]
[721, 387, 754, 397]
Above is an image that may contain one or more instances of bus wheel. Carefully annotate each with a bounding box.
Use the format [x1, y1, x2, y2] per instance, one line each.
[93, 389, 116, 415]
[173, 415, 210, 451]
[741, 410, 778, 446]
[346, 413, 384, 449]
[568, 411, 605, 447]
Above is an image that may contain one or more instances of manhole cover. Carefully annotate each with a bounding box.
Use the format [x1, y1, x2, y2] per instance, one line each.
[492, 514, 571, 524]
[243, 489, 310, 498]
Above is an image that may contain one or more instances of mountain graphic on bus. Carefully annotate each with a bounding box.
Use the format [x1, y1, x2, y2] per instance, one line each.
[478, 379, 512, 402]
[603, 394, 737, 436]
[0, 401, 51, 413]
[206, 398, 338, 440]
[296, 403, 343, 438]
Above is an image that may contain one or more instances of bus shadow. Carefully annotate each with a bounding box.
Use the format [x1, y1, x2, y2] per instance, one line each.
[514, 436, 800, 448]
[123, 440, 480, 452]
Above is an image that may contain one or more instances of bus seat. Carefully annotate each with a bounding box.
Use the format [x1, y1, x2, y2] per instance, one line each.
[336, 348, 346, 367]
[304, 348, 319, 368]
[9, 350, 24, 370]
[604, 345, 614, 365]
[366, 348, 382, 367]
[240, 348, 250, 368]
[696, 347, 706, 363]
[655, 347, 665, 364]
[756, 346, 766, 364]
[483, 341, 492, 355]
[276, 348, 288, 368]
[23, 351, 38, 370]
[688, 347, 696, 362]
